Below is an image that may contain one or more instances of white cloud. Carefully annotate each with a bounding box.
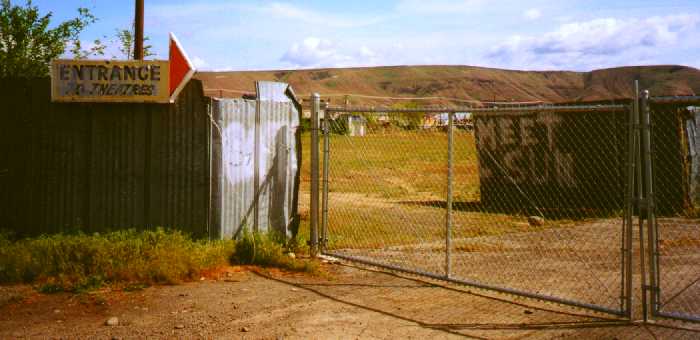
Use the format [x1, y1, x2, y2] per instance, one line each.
[261, 2, 383, 28]
[151, 1, 383, 29]
[524, 9, 542, 20]
[396, 0, 485, 14]
[150, 2, 248, 16]
[192, 56, 209, 70]
[359, 46, 376, 58]
[280, 37, 380, 68]
[489, 14, 700, 70]
[146, 1, 700, 71]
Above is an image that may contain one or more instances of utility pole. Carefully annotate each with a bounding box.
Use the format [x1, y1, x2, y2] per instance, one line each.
[134, 0, 145, 60]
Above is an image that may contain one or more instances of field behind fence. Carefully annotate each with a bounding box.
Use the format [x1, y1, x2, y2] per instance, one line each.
[300, 97, 700, 327]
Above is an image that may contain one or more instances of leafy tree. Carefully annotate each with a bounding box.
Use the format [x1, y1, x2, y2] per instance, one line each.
[113, 23, 154, 59]
[0, 0, 103, 77]
[70, 35, 106, 60]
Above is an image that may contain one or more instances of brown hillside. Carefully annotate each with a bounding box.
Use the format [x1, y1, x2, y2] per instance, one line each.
[195, 65, 700, 106]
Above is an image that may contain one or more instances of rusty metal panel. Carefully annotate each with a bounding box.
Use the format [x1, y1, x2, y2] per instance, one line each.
[147, 80, 211, 237]
[0, 79, 91, 234]
[0, 79, 17, 230]
[87, 103, 149, 230]
[0, 78, 211, 237]
[214, 82, 301, 239]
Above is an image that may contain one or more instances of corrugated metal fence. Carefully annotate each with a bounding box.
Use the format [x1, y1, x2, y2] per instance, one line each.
[210, 82, 301, 239]
[0, 78, 301, 240]
[0, 78, 211, 237]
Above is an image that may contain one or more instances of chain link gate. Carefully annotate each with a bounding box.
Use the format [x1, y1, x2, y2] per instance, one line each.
[644, 94, 700, 324]
[307, 91, 700, 324]
[309, 96, 635, 317]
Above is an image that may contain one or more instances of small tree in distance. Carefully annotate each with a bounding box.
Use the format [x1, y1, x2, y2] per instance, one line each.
[114, 23, 154, 59]
[389, 102, 424, 130]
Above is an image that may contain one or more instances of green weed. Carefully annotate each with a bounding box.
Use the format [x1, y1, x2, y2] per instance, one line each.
[0, 228, 235, 291]
[233, 230, 318, 274]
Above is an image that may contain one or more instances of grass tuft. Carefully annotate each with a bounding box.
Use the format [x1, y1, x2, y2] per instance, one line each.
[233, 230, 318, 274]
[0, 228, 235, 292]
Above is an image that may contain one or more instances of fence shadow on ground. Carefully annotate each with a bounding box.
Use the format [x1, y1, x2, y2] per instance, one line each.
[397, 200, 622, 220]
[248, 264, 700, 339]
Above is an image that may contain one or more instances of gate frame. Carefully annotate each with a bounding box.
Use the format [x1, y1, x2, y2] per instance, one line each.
[309, 93, 635, 318]
[646, 93, 700, 324]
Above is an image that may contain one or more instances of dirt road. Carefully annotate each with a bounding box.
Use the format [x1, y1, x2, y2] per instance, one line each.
[0, 262, 697, 339]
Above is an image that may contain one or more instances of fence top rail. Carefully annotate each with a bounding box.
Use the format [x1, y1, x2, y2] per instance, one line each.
[324, 104, 630, 114]
[649, 96, 700, 105]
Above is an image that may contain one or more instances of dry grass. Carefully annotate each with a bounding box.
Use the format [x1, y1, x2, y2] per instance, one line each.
[0, 229, 318, 293]
[302, 130, 479, 200]
[298, 130, 615, 250]
[0, 229, 235, 292]
[233, 230, 319, 274]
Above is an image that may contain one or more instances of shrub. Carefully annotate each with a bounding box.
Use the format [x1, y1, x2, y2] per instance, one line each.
[0, 228, 235, 291]
[0, 228, 320, 292]
[233, 230, 318, 273]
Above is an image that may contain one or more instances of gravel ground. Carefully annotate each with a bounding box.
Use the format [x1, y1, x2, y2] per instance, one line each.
[1, 262, 699, 339]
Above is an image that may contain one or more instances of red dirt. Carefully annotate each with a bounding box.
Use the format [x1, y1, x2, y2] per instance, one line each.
[1, 262, 698, 339]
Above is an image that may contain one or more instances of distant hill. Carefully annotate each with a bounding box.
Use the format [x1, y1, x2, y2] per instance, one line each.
[195, 65, 700, 106]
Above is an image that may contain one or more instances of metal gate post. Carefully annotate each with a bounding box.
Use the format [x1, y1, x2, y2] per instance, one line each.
[446, 111, 454, 278]
[310, 93, 320, 257]
[640, 90, 661, 317]
[321, 103, 330, 252]
[622, 81, 639, 318]
[253, 87, 261, 233]
[635, 87, 649, 322]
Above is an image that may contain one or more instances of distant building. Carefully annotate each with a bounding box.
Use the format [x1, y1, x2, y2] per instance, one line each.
[421, 112, 472, 129]
[375, 112, 390, 122]
[335, 114, 367, 136]
[300, 98, 332, 119]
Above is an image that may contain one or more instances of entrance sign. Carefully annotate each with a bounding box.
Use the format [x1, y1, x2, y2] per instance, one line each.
[51, 33, 195, 104]
[51, 59, 170, 103]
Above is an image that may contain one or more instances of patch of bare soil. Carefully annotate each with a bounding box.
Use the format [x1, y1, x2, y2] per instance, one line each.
[1, 262, 699, 339]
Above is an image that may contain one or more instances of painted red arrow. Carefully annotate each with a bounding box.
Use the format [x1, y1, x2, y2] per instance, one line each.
[169, 33, 195, 103]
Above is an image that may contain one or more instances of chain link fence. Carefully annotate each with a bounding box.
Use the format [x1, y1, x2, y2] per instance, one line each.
[305, 93, 700, 327]
[647, 97, 700, 323]
[315, 103, 633, 316]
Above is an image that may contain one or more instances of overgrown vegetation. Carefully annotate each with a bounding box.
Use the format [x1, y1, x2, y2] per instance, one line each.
[0, 228, 318, 293]
[233, 230, 318, 274]
[0, 0, 103, 77]
[0, 229, 234, 291]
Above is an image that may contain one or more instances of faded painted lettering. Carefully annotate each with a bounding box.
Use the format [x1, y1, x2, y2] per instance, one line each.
[475, 114, 576, 188]
[51, 59, 170, 103]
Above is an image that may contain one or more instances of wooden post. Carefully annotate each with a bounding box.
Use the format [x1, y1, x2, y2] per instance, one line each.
[134, 0, 144, 60]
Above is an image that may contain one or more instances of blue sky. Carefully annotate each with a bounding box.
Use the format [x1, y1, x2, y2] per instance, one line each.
[31, 0, 700, 71]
